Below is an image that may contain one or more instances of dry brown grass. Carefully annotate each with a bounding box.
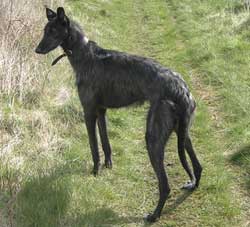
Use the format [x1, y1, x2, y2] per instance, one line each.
[0, 1, 64, 226]
[0, 0, 64, 102]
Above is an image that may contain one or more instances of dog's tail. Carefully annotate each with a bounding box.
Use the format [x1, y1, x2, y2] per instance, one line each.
[175, 93, 196, 180]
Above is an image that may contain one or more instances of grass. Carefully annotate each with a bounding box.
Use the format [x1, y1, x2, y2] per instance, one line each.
[1, 0, 250, 226]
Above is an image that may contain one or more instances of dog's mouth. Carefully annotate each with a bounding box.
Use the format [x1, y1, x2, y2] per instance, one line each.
[35, 46, 48, 54]
[35, 39, 62, 55]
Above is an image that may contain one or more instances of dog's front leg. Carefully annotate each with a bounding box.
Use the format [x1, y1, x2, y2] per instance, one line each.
[97, 108, 112, 169]
[84, 112, 100, 175]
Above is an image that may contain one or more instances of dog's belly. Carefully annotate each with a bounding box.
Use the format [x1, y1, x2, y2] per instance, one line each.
[99, 91, 145, 108]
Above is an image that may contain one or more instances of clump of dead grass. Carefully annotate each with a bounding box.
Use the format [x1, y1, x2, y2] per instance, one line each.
[0, 1, 64, 226]
[0, 0, 64, 102]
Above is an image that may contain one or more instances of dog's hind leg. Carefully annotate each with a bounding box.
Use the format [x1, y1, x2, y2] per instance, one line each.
[185, 135, 202, 188]
[176, 119, 196, 190]
[84, 112, 100, 175]
[97, 108, 112, 169]
[144, 102, 174, 222]
[177, 115, 202, 190]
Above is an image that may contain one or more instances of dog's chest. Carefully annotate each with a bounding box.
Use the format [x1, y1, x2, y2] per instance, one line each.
[76, 77, 145, 108]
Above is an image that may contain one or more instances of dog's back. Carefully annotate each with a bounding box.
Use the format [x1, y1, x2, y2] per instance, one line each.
[74, 41, 194, 114]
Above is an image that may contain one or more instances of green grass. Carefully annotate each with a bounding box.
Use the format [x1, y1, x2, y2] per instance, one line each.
[1, 0, 250, 226]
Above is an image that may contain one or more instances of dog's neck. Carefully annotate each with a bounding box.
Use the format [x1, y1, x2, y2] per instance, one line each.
[58, 25, 96, 74]
[54, 25, 92, 66]
[61, 27, 89, 53]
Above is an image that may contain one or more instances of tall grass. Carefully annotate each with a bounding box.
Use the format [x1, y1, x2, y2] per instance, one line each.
[0, 0, 65, 102]
[0, 1, 64, 226]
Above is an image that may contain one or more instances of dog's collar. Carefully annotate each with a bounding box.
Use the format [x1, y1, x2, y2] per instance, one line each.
[51, 49, 72, 66]
[51, 36, 89, 66]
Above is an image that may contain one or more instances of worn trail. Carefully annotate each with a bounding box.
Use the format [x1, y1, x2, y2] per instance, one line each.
[126, 0, 249, 226]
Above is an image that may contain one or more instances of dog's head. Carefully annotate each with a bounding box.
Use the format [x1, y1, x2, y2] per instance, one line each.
[35, 7, 69, 54]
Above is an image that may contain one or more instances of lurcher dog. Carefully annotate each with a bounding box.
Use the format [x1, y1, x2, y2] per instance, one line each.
[35, 7, 202, 222]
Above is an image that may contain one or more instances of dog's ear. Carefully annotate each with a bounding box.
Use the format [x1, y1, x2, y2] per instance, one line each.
[57, 7, 69, 26]
[57, 7, 65, 21]
[46, 8, 56, 21]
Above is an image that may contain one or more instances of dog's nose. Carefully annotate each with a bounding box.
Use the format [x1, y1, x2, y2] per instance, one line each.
[35, 46, 43, 54]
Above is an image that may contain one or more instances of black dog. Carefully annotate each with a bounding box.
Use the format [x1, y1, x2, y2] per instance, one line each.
[35, 7, 202, 222]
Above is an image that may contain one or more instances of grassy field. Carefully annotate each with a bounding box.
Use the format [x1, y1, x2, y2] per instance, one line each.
[1, 0, 250, 226]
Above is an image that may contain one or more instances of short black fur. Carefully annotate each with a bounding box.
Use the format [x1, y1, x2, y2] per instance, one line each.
[35, 7, 202, 222]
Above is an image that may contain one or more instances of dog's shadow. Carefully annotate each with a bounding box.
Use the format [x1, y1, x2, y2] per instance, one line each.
[15, 162, 142, 227]
[76, 190, 193, 227]
[67, 208, 142, 226]
[163, 190, 193, 214]
[143, 190, 193, 226]
[16, 157, 193, 227]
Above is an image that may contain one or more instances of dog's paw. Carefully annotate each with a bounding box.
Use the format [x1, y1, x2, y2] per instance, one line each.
[104, 159, 112, 169]
[181, 181, 196, 190]
[91, 163, 100, 176]
[143, 213, 159, 223]
[91, 168, 98, 176]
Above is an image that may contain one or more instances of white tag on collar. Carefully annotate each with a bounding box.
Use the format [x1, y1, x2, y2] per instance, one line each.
[83, 36, 89, 44]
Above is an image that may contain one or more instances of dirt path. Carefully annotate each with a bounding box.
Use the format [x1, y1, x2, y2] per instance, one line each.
[164, 4, 250, 227]
[129, 0, 250, 226]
